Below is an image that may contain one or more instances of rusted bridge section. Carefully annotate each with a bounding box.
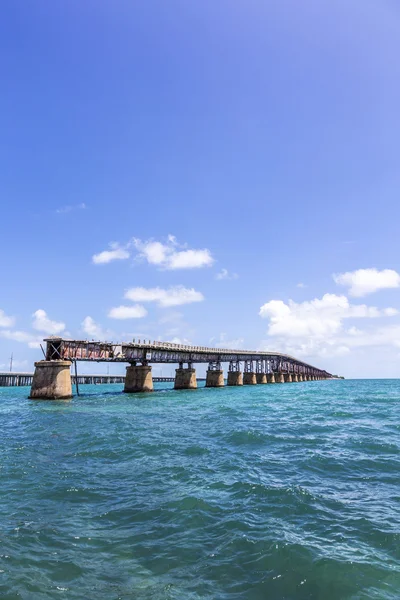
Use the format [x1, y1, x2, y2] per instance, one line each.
[29, 337, 332, 399]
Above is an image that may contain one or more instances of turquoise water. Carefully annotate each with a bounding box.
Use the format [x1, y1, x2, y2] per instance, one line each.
[0, 380, 399, 599]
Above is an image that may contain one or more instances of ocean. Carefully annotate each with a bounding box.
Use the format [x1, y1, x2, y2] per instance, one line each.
[0, 380, 399, 599]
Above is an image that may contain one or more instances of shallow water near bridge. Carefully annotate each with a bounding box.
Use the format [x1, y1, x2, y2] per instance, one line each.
[0, 380, 399, 599]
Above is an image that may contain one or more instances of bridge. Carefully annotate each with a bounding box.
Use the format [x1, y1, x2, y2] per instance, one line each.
[1, 372, 126, 387]
[29, 337, 332, 399]
[0, 372, 184, 387]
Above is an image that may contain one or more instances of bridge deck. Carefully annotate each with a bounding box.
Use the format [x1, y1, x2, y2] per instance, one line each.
[43, 337, 331, 377]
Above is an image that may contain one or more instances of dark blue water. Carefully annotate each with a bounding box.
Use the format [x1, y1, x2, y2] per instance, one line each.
[0, 380, 399, 599]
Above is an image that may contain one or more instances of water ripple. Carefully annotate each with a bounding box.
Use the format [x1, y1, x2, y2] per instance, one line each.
[0, 380, 399, 599]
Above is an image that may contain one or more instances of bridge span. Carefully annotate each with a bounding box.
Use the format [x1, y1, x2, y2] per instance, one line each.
[29, 337, 332, 399]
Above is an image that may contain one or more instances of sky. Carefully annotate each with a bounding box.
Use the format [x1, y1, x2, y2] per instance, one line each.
[1, 0, 400, 378]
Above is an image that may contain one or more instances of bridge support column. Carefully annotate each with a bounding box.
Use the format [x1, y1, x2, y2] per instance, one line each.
[285, 373, 292, 383]
[293, 374, 298, 382]
[243, 372, 257, 385]
[206, 370, 224, 387]
[29, 360, 72, 400]
[277, 372, 285, 383]
[298, 374, 303, 382]
[255, 360, 267, 384]
[267, 373, 276, 383]
[124, 364, 153, 393]
[174, 368, 197, 390]
[227, 371, 243, 386]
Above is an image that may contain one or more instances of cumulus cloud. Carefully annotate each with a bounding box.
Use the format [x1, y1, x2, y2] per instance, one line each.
[32, 309, 65, 335]
[133, 236, 214, 270]
[259, 294, 397, 338]
[333, 268, 400, 297]
[0, 309, 15, 328]
[91, 235, 214, 269]
[92, 243, 130, 265]
[0, 329, 42, 348]
[259, 292, 399, 359]
[81, 316, 112, 340]
[125, 286, 204, 307]
[108, 305, 148, 319]
[215, 268, 239, 281]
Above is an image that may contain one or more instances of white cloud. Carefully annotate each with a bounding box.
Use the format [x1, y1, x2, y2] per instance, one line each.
[32, 309, 65, 335]
[259, 292, 399, 360]
[81, 316, 111, 340]
[108, 305, 148, 319]
[384, 307, 398, 316]
[215, 268, 239, 281]
[125, 286, 204, 307]
[92, 235, 214, 269]
[0, 309, 15, 328]
[347, 326, 363, 336]
[92, 243, 130, 265]
[167, 336, 192, 345]
[133, 236, 214, 270]
[259, 294, 397, 339]
[56, 203, 86, 214]
[296, 282, 306, 288]
[333, 268, 400, 297]
[0, 329, 42, 348]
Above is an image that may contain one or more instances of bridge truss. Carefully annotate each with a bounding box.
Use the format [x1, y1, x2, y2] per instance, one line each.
[44, 337, 331, 378]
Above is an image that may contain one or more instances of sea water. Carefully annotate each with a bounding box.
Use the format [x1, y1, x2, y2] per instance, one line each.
[0, 380, 399, 599]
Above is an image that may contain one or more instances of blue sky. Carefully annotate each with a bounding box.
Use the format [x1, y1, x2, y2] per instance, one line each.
[1, 0, 400, 378]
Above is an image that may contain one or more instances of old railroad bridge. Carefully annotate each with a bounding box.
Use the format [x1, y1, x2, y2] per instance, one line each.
[29, 337, 332, 399]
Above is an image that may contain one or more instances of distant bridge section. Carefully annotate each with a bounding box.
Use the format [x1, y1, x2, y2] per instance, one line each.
[28, 337, 332, 399]
[1, 372, 185, 387]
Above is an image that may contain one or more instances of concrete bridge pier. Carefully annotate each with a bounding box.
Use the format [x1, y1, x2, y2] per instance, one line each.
[124, 363, 153, 393]
[29, 360, 72, 400]
[298, 374, 303, 382]
[174, 364, 197, 390]
[206, 361, 224, 387]
[227, 361, 243, 386]
[243, 360, 257, 385]
[277, 372, 285, 383]
[293, 374, 299, 382]
[243, 372, 257, 384]
[206, 370, 224, 387]
[267, 373, 276, 383]
[227, 371, 243, 385]
[255, 360, 267, 384]
[285, 373, 293, 383]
